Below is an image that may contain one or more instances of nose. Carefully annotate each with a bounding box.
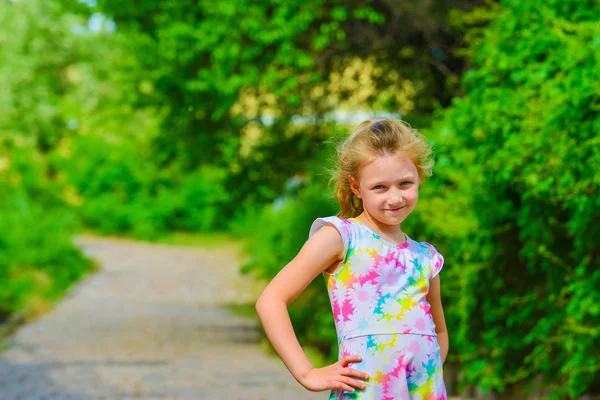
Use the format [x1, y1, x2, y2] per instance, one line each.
[387, 187, 404, 206]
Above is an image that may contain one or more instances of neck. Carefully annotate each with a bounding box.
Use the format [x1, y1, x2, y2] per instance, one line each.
[357, 213, 404, 240]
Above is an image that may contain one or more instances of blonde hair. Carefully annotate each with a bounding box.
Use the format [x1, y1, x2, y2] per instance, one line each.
[330, 118, 434, 218]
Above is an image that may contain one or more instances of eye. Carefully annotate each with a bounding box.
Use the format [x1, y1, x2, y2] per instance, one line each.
[373, 185, 386, 190]
[400, 181, 412, 186]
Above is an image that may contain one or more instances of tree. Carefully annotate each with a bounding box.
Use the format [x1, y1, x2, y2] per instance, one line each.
[429, 0, 600, 396]
[92, 0, 482, 217]
[0, 0, 94, 320]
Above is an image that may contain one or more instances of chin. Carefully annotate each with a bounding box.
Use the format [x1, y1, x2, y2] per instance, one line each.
[377, 215, 407, 225]
[387, 211, 411, 223]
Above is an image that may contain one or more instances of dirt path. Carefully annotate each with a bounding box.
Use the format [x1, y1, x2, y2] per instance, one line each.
[0, 236, 323, 400]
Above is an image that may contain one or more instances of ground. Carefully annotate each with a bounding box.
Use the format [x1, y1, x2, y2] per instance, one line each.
[0, 235, 323, 400]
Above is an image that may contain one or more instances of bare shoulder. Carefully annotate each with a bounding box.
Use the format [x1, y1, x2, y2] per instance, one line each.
[308, 222, 345, 249]
[300, 222, 345, 265]
[258, 223, 345, 305]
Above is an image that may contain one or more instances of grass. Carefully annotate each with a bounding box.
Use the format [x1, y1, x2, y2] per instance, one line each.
[154, 231, 239, 249]
[227, 303, 257, 317]
[80, 228, 242, 250]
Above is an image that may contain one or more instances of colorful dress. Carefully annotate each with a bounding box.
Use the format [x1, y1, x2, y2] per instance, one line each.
[309, 217, 447, 400]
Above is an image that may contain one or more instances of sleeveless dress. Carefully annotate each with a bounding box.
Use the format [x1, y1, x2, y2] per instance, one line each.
[309, 217, 447, 400]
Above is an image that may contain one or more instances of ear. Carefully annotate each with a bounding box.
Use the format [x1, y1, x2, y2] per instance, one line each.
[348, 175, 361, 199]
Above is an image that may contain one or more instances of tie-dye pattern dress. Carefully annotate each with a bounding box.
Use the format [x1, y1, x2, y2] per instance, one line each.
[309, 217, 447, 400]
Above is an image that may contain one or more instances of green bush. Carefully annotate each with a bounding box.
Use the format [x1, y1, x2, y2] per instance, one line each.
[60, 133, 232, 239]
[429, 0, 600, 396]
[0, 148, 92, 320]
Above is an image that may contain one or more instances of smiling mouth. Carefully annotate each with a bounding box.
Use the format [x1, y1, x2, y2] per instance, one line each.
[385, 206, 405, 212]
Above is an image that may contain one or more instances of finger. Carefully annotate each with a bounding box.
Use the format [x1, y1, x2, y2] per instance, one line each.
[339, 376, 366, 390]
[339, 355, 362, 366]
[331, 380, 355, 392]
[340, 368, 370, 380]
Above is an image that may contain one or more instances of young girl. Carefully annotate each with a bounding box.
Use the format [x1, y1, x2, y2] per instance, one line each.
[256, 118, 448, 399]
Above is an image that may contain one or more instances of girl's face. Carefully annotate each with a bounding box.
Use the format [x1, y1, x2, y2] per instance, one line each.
[349, 153, 420, 228]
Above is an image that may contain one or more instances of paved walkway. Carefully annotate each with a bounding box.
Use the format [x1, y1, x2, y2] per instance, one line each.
[0, 236, 323, 400]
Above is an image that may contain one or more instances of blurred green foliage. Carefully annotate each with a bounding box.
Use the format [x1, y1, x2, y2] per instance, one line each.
[1, 0, 598, 397]
[0, 0, 94, 321]
[429, 0, 600, 396]
[0, 147, 92, 320]
[92, 0, 477, 221]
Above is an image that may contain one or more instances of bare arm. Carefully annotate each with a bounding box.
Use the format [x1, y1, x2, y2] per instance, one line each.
[255, 224, 368, 392]
[427, 274, 449, 363]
